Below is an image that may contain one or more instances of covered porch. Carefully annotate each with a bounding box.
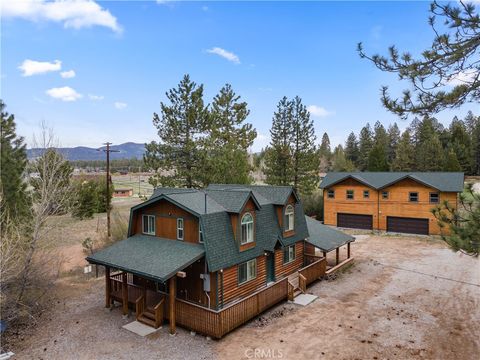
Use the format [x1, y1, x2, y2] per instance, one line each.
[304, 216, 355, 272]
[87, 234, 206, 335]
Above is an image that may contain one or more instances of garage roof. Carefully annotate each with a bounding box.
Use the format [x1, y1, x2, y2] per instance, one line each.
[320, 172, 464, 192]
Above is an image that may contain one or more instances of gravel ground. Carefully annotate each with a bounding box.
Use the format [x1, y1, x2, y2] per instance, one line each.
[10, 234, 479, 360]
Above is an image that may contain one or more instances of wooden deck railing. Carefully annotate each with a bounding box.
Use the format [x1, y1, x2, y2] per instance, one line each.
[135, 295, 144, 319]
[162, 277, 289, 338]
[299, 257, 327, 286]
[298, 274, 307, 293]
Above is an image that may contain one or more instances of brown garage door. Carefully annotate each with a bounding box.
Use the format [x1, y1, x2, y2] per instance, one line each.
[337, 213, 373, 230]
[387, 216, 429, 235]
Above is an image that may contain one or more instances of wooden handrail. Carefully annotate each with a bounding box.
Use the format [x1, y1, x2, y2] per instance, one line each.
[298, 274, 307, 293]
[154, 298, 164, 328]
[287, 281, 295, 301]
[135, 295, 144, 320]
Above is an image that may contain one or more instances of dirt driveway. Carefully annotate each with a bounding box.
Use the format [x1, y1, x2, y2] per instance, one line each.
[11, 234, 479, 360]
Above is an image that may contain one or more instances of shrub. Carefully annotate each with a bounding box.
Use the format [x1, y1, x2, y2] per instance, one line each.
[302, 191, 324, 221]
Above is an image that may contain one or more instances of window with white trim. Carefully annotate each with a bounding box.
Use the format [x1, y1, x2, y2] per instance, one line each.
[238, 259, 256, 284]
[177, 218, 184, 240]
[199, 225, 204, 243]
[241, 212, 254, 245]
[409, 192, 419, 203]
[142, 215, 155, 235]
[285, 205, 295, 231]
[283, 244, 296, 264]
[327, 189, 335, 198]
[429, 192, 439, 204]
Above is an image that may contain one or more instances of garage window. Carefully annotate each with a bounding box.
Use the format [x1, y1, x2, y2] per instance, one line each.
[363, 190, 370, 199]
[382, 191, 389, 199]
[430, 192, 439, 204]
[346, 190, 354, 200]
[409, 192, 419, 202]
[327, 189, 335, 198]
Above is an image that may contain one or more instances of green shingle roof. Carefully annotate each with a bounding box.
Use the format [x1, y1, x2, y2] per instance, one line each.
[320, 172, 464, 192]
[205, 189, 261, 213]
[86, 234, 205, 283]
[207, 184, 298, 205]
[305, 216, 354, 252]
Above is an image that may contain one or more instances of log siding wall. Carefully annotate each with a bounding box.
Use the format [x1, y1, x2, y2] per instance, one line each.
[323, 177, 458, 235]
[274, 241, 304, 279]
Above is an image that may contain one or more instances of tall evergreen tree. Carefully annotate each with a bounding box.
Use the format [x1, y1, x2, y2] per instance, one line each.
[358, 123, 373, 170]
[318, 132, 332, 172]
[144, 75, 208, 188]
[290, 96, 319, 195]
[392, 130, 415, 171]
[387, 123, 401, 166]
[344, 132, 360, 167]
[416, 133, 445, 171]
[367, 144, 389, 171]
[202, 84, 256, 185]
[449, 118, 473, 174]
[472, 117, 480, 175]
[331, 145, 355, 171]
[444, 146, 462, 172]
[0, 100, 31, 231]
[265, 97, 293, 186]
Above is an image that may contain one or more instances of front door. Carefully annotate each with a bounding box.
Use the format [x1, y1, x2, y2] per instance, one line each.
[266, 252, 275, 283]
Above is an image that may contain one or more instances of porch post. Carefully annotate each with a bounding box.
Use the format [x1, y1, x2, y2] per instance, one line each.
[322, 251, 327, 258]
[336, 248, 340, 265]
[169, 276, 176, 335]
[105, 266, 111, 308]
[347, 243, 351, 259]
[122, 272, 128, 315]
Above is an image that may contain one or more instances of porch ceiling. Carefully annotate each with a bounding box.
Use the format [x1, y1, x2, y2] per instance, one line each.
[305, 216, 355, 252]
[86, 234, 205, 282]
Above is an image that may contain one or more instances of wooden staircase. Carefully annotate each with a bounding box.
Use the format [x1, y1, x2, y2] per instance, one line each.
[136, 296, 164, 328]
[287, 272, 306, 300]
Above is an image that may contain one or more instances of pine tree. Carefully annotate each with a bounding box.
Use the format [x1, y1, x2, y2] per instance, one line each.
[444, 147, 462, 172]
[290, 96, 319, 195]
[387, 123, 401, 166]
[0, 100, 31, 231]
[344, 132, 360, 166]
[367, 144, 389, 171]
[392, 130, 415, 171]
[416, 133, 445, 171]
[144, 75, 208, 188]
[318, 132, 332, 172]
[332, 145, 355, 171]
[449, 118, 473, 174]
[358, 123, 373, 170]
[202, 84, 256, 185]
[265, 97, 293, 186]
[472, 118, 480, 175]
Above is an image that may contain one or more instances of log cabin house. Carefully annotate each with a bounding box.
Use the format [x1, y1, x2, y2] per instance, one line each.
[320, 172, 464, 235]
[87, 184, 354, 338]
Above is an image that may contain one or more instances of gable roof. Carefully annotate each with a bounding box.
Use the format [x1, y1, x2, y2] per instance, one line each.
[205, 189, 261, 213]
[207, 184, 299, 205]
[305, 216, 354, 252]
[320, 172, 464, 192]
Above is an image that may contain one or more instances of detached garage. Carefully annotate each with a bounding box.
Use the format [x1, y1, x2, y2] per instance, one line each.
[337, 213, 373, 230]
[386, 216, 429, 235]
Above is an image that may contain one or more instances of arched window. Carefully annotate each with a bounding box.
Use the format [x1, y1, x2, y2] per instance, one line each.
[241, 213, 254, 244]
[285, 205, 294, 231]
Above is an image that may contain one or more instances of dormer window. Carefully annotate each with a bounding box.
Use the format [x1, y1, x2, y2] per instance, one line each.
[142, 215, 155, 235]
[241, 213, 254, 245]
[285, 205, 294, 231]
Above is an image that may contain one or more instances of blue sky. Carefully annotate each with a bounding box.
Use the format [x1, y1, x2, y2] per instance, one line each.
[2, 1, 478, 151]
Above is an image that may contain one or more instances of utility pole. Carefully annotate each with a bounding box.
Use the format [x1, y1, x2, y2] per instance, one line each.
[98, 142, 119, 238]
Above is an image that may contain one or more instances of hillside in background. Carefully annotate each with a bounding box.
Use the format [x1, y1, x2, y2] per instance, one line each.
[27, 142, 146, 161]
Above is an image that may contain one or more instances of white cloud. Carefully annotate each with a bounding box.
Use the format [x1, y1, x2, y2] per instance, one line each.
[206, 47, 240, 64]
[114, 101, 127, 109]
[447, 69, 479, 86]
[18, 59, 61, 76]
[46, 86, 82, 101]
[2, 0, 122, 33]
[88, 94, 104, 101]
[307, 105, 334, 118]
[60, 70, 76, 78]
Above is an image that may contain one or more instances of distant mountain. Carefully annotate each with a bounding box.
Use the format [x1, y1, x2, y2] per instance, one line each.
[27, 142, 146, 161]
